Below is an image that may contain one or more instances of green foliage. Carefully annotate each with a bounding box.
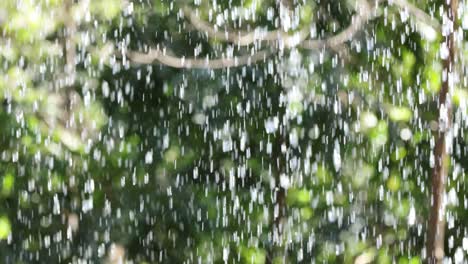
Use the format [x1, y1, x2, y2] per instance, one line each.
[0, 0, 467, 263]
[0, 217, 11, 240]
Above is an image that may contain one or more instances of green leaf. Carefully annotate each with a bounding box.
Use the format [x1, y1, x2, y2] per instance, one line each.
[409, 256, 421, 264]
[388, 106, 412, 122]
[91, 0, 122, 20]
[0, 216, 11, 240]
[353, 164, 374, 187]
[315, 165, 332, 186]
[377, 248, 392, 264]
[300, 207, 313, 220]
[453, 88, 468, 107]
[240, 246, 266, 264]
[287, 188, 310, 206]
[2, 173, 14, 196]
[387, 173, 401, 192]
[369, 120, 388, 147]
[391, 147, 407, 162]
[300, 5, 313, 23]
[423, 65, 442, 93]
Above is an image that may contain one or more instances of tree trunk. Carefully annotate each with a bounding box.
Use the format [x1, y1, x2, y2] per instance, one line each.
[426, 0, 457, 262]
[267, 124, 287, 264]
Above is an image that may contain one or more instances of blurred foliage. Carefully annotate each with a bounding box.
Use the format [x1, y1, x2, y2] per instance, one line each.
[0, 0, 467, 263]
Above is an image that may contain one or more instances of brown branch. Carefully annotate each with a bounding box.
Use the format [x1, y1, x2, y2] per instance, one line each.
[426, 0, 457, 263]
[301, 0, 373, 50]
[127, 0, 440, 69]
[183, 1, 366, 50]
[183, 7, 310, 48]
[301, 0, 441, 49]
[126, 0, 366, 69]
[390, 0, 441, 30]
[127, 48, 273, 69]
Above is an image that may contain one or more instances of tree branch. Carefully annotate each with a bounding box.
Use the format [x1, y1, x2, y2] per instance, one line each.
[127, 48, 273, 69]
[183, 7, 310, 48]
[390, 0, 441, 30]
[427, 0, 457, 262]
[301, 0, 373, 50]
[301, 0, 440, 50]
[126, 0, 440, 69]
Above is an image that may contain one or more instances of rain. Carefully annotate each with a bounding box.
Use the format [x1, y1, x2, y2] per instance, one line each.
[0, 0, 467, 263]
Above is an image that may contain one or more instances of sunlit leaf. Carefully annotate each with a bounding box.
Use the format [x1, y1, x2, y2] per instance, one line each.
[0, 217, 11, 240]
